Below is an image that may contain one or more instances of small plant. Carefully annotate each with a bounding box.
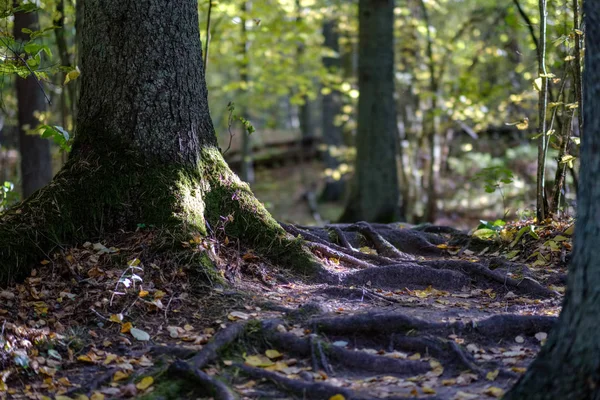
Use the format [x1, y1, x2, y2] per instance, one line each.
[0, 181, 18, 212]
[222, 101, 255, 155]
[472, 166, 514, 218]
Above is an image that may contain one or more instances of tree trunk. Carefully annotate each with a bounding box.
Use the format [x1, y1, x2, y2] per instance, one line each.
[0, 0, 318, 286]
[239, 1, 254, 184]
[319, 19, 345, 202]
[14, 6, 52, 198]
[339, 0, 401, 223]
[504, 2, 600, 398]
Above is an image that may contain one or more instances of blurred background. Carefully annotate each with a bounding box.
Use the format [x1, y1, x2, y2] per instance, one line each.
[0, 0, 581, 228]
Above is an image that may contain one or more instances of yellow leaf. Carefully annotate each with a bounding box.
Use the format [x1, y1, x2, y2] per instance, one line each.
[486, 369, 499, 381]
[136, 376, 154, 390]
[516, 118, 529, 130]
[90, 392, 105, 400]
[63, 68, 80, 85]
[77, 354, 95, 363]
[484, 386, 505, 398]
[154, 290, 166, 299]
[109, 314, 123, 323]
[121, 322, 133, 333]
[40, 259, 50, 265]
[244, 355, 274, 367]
[422, 386, 436, 394]
[103, 353, 117, 365]
[329, 395, 346, 400]
[113, 370, 129, 382]
[138, 290, 149, 298]
[265, 349, 282, 359]
[128, 258, 141, 266]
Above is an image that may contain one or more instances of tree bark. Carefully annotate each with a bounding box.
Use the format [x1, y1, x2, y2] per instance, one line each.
[319, 19, 345, 202]
[0, 0, 318, 285]
[339, 0, 401, 223]
[504, 2, 600, 398]
[14, 6, 52, 198]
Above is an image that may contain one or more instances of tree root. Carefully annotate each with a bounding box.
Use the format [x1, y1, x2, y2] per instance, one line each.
[284, 221, 557, 297]
[310, 312, 557, 340]
[169, 360, 236, 400]
[189, 322, 248, 369]
[235, 363, 353, 399]
[266, 330, 431, 376]
[346, 222, 412, 260]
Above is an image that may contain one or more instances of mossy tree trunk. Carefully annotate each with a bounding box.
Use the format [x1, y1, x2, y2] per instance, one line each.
[339, 0, 402, 223]
[504, 3, 600, 398]
[0, 0, 317, 286]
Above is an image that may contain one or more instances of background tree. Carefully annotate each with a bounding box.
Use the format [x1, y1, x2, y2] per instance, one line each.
[0, 0, 316, 285]
[14, 5, 52, 197]
[339, 0, 401, 223]
[319, 18, 345, 202]
[504, 1, 599, 397]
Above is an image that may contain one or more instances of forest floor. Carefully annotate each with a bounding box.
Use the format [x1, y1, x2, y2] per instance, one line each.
[0, 217, 571, 400]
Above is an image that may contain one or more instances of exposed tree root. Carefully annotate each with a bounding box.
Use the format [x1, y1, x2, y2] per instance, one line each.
[235, 363, 353, 399]
[265, 330, 431, 376]
[283, 221, 556, 297]
[169, 360, 236, 400]
[310, 312, 557, 340]
[188, 321, 248, 369]
[150, 309, 553, 399]
[345, 221, 412, 260]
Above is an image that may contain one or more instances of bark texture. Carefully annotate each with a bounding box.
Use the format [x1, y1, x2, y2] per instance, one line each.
[339, 0, 400, 223]
[14, 7, 52, 197]
[504, 3, 600, 398]
[73, 0, 216, 165]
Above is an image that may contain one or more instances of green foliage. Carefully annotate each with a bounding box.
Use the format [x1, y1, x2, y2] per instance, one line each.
[36, 124, 71, 151]
[472, 166, 514, 194]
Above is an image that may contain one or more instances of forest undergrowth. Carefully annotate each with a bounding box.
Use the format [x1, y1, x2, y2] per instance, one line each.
[0, 217, 571, 399]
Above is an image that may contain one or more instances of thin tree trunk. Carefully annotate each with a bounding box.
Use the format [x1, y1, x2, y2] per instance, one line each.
[320, 19, 345, 202]
[239, 1, 254, 184]
[54, 0, 76, 123]
[14, 5, 52, 197]
[339, 0, 401, 223]
[504, 2, 600, 397]
[535, 0, 549, 221]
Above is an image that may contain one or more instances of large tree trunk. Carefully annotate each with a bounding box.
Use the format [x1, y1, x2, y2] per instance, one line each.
[0, 0, 318, 286]
[339, 0, 401, 223]
[504, 2, 600, 398]
[319, 19, 345, 203]
[14, 6, 52, 198]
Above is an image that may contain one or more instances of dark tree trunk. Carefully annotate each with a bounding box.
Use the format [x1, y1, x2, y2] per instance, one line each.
[339, 0, 401, 223]
[319, 20, 345, 203]
[0, 0, 318, 285]
[505, 2, 600, 398]
[14, 7, 52, 198]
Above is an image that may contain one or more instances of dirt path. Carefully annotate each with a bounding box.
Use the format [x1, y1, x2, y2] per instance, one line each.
[0, 221, 567, 399]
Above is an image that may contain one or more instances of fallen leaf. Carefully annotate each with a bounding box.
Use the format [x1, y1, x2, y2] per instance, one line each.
[265, 349, 282, 359]
[136, 376, 154, 390]
[130, 328, 150, 341]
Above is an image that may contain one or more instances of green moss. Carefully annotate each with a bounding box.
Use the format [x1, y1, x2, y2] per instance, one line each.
[0, 145, 321, 286]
